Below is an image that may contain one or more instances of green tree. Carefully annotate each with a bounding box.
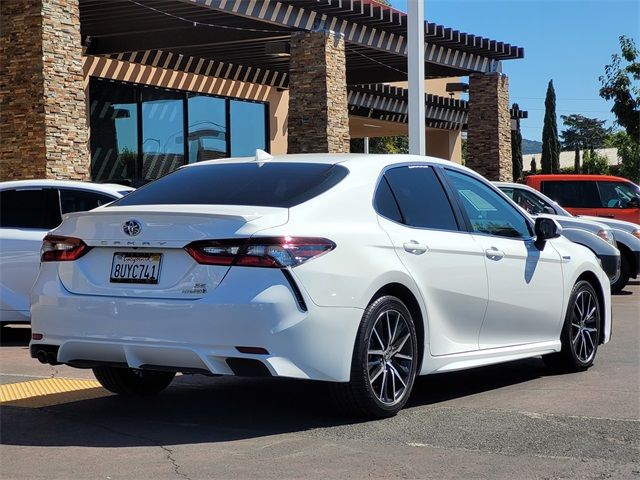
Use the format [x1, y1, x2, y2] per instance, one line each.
[599, 36, 640, 141]
[350, 136, 409, 154]
[560, 114, 611, 173]
[541, 80, 561, 173]
[607, 131, 640, 183]
[530, 156, 537, 174]
[511, 104, 523, 181]
[582, 149, 610, 175]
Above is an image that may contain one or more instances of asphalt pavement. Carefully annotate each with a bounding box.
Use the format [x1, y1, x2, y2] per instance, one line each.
[1, 282, 638, 479]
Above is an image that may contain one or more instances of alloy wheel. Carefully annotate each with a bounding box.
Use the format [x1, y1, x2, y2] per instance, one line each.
[367, 309, 414, 405]
[570, 290, 598, 364]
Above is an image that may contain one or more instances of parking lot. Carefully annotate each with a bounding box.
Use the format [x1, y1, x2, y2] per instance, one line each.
[1, 282, 638, 480]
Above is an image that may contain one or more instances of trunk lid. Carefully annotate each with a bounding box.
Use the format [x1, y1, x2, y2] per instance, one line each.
[54, 205, 288, 299]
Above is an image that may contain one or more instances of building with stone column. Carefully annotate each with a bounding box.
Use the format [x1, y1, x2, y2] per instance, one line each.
[0, 0, 526, 185]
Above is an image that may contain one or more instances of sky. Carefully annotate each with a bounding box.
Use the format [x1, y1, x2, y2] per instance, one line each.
[389, 0, 639, 142]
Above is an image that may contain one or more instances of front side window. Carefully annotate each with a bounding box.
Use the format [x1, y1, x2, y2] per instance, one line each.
[445, 170, 532, 238]
[541, 181, 601, 208]
[0, 189, 61, 229]
[501, 187, 555, 215]
[597, 181, 640, 209]
[381, 166, 458, 230]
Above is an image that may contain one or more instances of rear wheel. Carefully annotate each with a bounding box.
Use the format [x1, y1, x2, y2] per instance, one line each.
[544, 280, 601, 372]
[93, 366, 175, 395]
[331, 295, 418, 418]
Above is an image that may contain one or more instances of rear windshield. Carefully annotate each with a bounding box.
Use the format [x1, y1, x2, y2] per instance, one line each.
[113, 162, 349, 208]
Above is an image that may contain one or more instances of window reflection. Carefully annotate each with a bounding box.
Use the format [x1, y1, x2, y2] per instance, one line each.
[141, 88, 184, 180]
[89, 80, 138, 183]
[89, 79, 268, 184]
[230, 100, 266, 156]
[188, 94, 226, 163]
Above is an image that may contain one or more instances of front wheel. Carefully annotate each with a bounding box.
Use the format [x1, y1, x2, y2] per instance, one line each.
[544, 280, 601, 372]
[93, 366, 175, 396]
[331, 295, 418, 418]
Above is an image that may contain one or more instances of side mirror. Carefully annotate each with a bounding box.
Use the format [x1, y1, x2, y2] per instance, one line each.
[535, 217, 562, 243]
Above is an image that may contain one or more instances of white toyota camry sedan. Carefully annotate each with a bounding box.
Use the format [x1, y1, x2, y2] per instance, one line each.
[30, 154, 611, 418]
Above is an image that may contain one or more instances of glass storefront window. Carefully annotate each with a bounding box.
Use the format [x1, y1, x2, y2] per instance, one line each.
[88, 79, 268, 184]
[141, 87, 184, 180]
[89, 81, 138, 183]
[230, 100, 266, 157]
[188, 94, 227, 163]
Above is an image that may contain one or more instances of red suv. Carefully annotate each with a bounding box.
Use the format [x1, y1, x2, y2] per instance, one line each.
[526, 175, 640, 224]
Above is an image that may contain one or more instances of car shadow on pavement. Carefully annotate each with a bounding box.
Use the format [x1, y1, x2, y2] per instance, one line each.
[1, 356, 559, 449]
[0, 325, 31, 347]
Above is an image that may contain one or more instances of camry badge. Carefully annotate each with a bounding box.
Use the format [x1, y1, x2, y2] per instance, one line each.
[122, 219, 142, 237]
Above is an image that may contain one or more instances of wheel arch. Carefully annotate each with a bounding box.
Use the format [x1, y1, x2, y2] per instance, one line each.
[369, 283, 426, 373]
[617, 242, 638, 278]
[576, 270, 607, 345]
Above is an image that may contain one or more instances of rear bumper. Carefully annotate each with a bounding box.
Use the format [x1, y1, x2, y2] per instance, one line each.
[30, 265, 363, 382]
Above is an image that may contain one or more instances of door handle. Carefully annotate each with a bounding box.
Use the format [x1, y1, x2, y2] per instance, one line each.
[403, 241, 428, 255]
[597, 214, 615, 218]
[485, 247, 505, 261]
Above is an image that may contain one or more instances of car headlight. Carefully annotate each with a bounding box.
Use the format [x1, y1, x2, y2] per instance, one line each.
[632, 228, 640, 240]
[596, 229, 616, 247]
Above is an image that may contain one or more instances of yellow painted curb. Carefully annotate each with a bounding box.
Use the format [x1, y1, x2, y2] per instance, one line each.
[0, 378, 111, 408]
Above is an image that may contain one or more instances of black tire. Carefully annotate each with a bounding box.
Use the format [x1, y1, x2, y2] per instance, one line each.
[543, 280, 601, 372]
[93, 366, 175, 396]
[330, 295, 418, 418]
[610, 255, 630, 294]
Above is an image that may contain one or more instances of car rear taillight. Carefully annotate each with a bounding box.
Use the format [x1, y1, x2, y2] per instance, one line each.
[184, 237, 335, 268]
[41, 235, 91, 262]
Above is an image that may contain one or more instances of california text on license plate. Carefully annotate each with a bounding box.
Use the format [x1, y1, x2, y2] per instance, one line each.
[110, 252, 162, 284]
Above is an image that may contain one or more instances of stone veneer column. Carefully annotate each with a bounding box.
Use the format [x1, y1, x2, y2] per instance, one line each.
[466, 73, 512, 181]
[0, 0, 89, 180]
[287, 31, 350, 154]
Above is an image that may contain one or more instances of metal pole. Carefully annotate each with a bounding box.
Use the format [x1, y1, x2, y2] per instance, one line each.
[364, 137, 370, 154]
[408, 0, 425, 156]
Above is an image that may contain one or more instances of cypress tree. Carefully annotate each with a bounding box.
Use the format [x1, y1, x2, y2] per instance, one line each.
[541, 80, 560, 173]
[511, 103, 523, 181]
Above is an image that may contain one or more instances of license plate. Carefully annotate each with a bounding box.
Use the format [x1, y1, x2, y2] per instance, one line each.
[110, 252, 162, 284]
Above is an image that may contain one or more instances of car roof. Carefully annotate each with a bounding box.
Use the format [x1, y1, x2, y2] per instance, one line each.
[0, 179, 134, 196]
[526, 174, 633, 182]
[185, 153, 474, 175]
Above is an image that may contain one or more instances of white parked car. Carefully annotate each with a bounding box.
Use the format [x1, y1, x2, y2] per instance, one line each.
[30, 155, 611, 418]
[0, 180, 133, 324]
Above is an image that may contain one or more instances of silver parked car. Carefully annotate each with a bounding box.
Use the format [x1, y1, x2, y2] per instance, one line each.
[496, 182, 624, 291]
[496, 182, 640, 293]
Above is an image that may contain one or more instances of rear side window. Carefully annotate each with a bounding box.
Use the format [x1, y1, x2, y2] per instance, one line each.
[115, 162, 349, 208]
[381, 166, 458, 230]
[60, 189, 116, 214]
[374, 177, 403, 223]
[541, 181, 600, 208]
[0, 189, 61, 229]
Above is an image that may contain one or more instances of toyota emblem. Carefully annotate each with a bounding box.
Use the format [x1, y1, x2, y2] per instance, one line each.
[122, 219, 142, 237]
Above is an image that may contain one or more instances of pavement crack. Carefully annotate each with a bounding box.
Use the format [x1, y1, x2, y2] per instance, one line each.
[160, 445, 190, 480]
[39, 407, 190, 479]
